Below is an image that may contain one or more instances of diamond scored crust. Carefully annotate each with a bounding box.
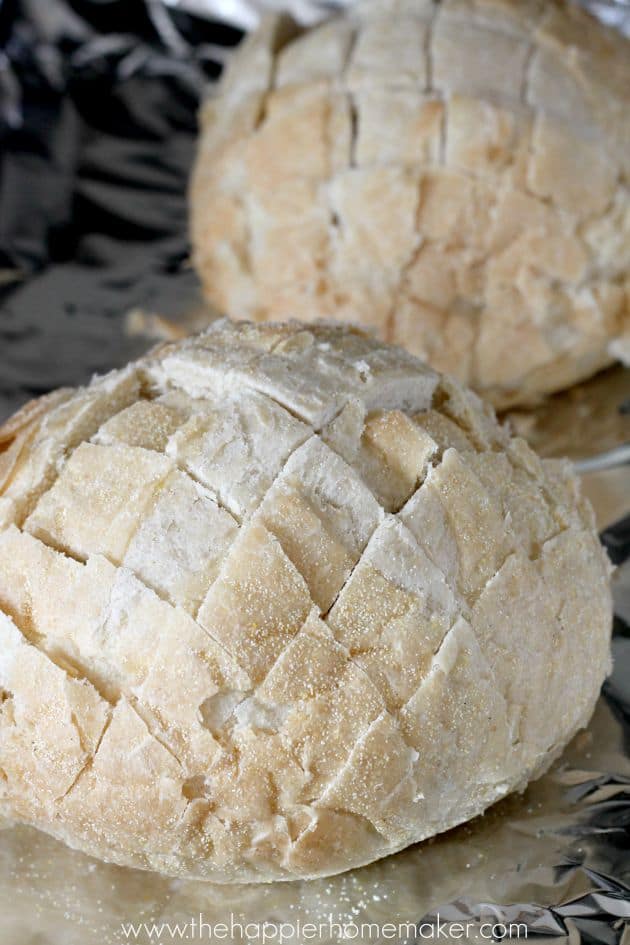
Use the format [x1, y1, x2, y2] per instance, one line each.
[0, 319, 613, 882]
[190, 0, 630, 407]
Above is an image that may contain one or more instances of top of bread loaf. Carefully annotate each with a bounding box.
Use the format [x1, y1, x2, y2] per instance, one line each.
[0, 320, 612, 882]
[191, 0, 630, 407]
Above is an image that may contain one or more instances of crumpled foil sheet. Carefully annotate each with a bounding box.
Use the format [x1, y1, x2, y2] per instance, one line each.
[0, 0, 239, 422]
[1, 1, 630, 943]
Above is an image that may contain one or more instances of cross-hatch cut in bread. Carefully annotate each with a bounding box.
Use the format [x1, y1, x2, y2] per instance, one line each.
[0, 320, 612, 882]
[190, 0, 630, 408]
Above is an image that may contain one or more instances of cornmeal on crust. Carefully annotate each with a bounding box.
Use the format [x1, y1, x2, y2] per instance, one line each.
[190, 0, 630, 407]
[0, 319, 612, 882]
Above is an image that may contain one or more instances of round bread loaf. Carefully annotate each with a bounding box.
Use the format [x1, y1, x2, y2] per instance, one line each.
[0, 320, 612, 882]
[191, 0, 630, 407]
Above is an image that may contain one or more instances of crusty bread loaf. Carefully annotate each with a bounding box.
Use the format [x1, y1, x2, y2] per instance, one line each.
[0, 319, 612, 882]
[190, 0, 630, 407]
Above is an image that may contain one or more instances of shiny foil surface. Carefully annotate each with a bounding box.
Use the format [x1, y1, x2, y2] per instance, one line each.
[1, 2, 629, 942]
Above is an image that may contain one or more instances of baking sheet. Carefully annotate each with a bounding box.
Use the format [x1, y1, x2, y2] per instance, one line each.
[1, 1, 629, 942]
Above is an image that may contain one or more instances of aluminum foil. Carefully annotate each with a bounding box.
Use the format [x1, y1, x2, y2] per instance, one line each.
[0, 0, 239, 422]
[1, 1, 629, 942]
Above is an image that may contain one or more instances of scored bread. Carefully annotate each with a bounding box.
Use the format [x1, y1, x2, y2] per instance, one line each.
[190, 0, 630, 407]
[0, 319, 612, 882]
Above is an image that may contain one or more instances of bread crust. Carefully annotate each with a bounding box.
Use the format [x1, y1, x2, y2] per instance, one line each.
[190, 0, 630, 407]
[0, 320, 612, 881]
